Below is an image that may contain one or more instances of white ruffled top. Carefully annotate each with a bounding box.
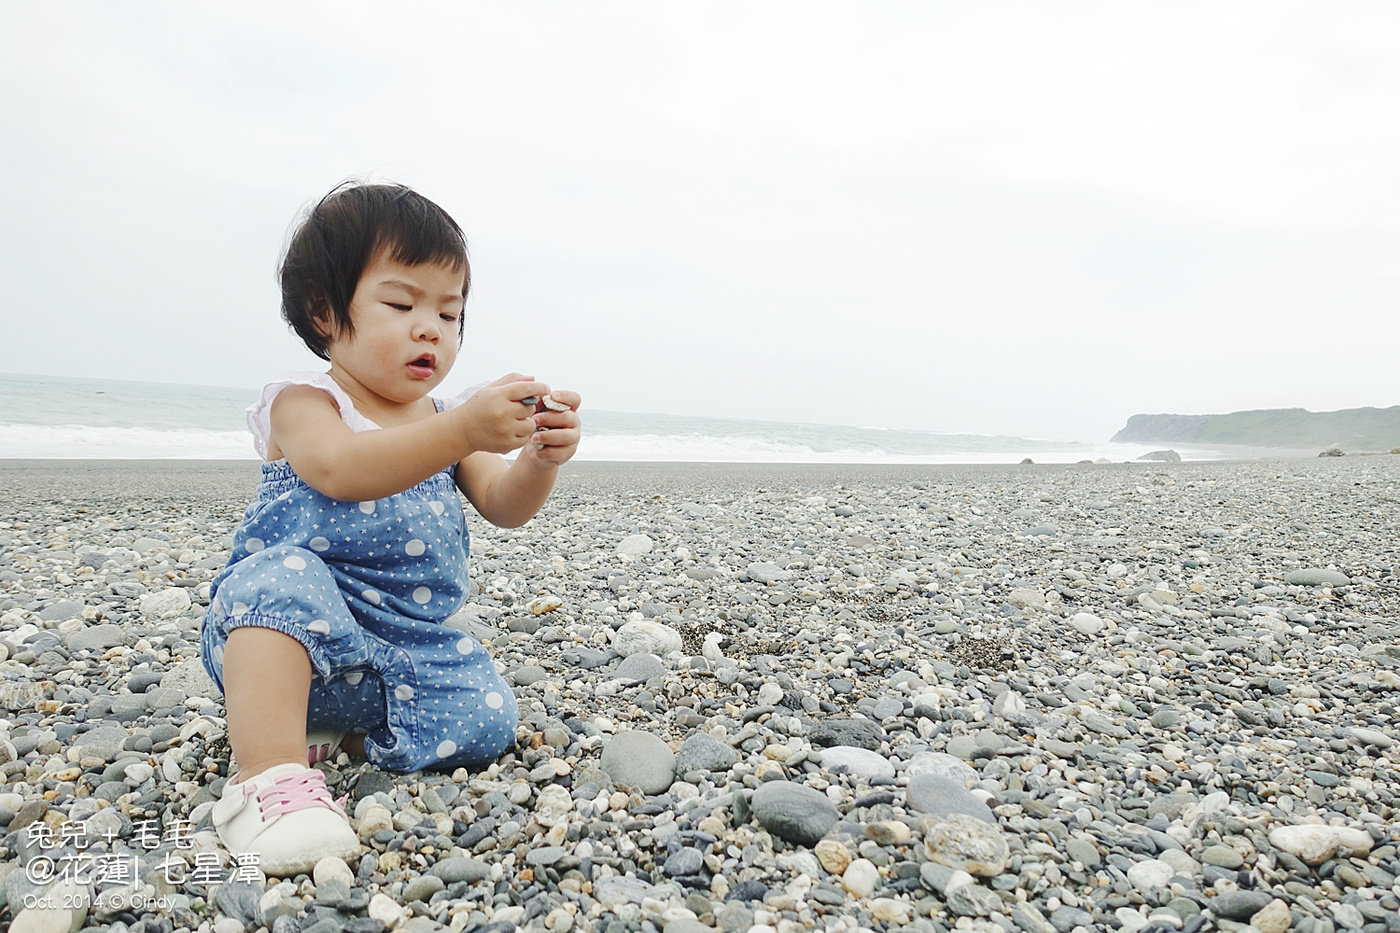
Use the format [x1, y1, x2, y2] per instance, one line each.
[246, 371, 489, 460]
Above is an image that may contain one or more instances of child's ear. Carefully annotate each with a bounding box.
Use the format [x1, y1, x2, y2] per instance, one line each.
[307, 292, 336, 339]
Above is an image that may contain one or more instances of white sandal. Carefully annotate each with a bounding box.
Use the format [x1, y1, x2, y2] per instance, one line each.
[306, 730, 345, 765]
[212, 762, 359, 876]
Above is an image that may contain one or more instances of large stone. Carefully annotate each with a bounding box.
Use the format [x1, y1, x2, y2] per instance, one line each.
[38, 600, 84, 622]
[1208, 890, 1274, 921]
[1008, 588, 1046, 610]
[1250, 899, 1292, 933]
[1126, 859, 1174, 891]
[1284, 568, 1349, 587]
[432, 857, 490, 884]
[140, 587, 191, 615]
[675, 732, 739, 775]
[906, 773, 997, 824]
[615, 653, 666, 683]
[922, 813, 1009, 877]
[65, 624, 126, 652]
[616, 534, 654, 557]
[1268, 824, 1374, 865]
[600, 731, 676, 794]
[612, 620, 682, 657]
[810, 717, 885, 751]
[819, 745, 895, 781]
[9, 907, 74, 933]
[750, 780, 840, 846]
[161, 657, 221, 699]
[76, 725, 132, 762]
[904, 752, 977, 785]
[746, 562, 791, 585]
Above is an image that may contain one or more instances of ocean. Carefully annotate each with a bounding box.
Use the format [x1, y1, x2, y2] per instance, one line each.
[1, 372, 1190, 463]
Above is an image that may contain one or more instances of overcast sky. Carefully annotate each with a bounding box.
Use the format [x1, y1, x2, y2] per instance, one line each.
[3, 1, 1397, 441]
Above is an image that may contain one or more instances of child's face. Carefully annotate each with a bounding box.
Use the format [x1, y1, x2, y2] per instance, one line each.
[323, 252, 466, 405]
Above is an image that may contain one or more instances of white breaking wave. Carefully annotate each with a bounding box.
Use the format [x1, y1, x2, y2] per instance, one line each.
[0, 423, 257, 459]
[576, 433, 1174, 464]
[1, 422, 1218, 464]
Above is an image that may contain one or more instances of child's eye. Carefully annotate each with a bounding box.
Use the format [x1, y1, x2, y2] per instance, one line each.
[388, 303, 411, 311]
[440, 313, 459, 323]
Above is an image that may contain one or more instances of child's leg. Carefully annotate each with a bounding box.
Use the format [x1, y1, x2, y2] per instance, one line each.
[223, 627, 312, 780]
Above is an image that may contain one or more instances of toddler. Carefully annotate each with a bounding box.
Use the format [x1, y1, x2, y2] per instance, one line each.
[200, 182, 580, 875]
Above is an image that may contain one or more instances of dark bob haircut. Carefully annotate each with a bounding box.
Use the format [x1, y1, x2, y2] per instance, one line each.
[279, 182, 470, 360]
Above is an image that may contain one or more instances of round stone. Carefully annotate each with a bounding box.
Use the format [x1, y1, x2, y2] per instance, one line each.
[905, 773, 997, 824]
[819, 745, 895, 781]
[1126, 858, 1175, 891]
[615, 653, 666, 683]
[612, 620, 683, 657]
[600, 731, 676, 795]
[675, 732, 739, 775]
[1284, 568, 1349, 587]
[616, 534, 653, 557]
[663, 847, 705, 877]
[750, 780, 840, 846]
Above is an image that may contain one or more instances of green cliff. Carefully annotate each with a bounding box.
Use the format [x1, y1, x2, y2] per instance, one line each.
[1112, 406, 1400, 450]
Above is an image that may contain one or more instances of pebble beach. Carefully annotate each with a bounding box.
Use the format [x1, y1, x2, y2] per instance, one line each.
[1, 456, 1399, 933]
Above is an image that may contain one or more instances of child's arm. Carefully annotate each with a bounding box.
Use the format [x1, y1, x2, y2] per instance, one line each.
[456, 390, 582, 528]
[270, 375, 549, 501]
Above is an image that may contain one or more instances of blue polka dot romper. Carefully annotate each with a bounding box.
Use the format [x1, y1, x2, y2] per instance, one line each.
[200, 373, 518, 772]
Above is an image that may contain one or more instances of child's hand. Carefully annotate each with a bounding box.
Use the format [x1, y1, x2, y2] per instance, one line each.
[522, 390, 582, 468]
[458, 374, 550, 454]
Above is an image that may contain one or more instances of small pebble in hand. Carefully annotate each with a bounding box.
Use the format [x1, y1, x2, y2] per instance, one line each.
[541, 395, 571, 412]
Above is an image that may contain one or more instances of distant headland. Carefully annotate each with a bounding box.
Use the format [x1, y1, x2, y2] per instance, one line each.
[1112, 405, 1400, 450]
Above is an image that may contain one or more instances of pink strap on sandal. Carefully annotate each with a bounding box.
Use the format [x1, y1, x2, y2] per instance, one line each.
[246, 768, 345, 818]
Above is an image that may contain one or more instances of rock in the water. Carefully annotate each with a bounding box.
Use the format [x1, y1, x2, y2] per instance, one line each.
[750, 780, 840, 846]
[1284, 568, 1350, 587]
[922, 813, 1009, 877]
[600, 730, 676, 794]
[906, 773, 997, 824]
[1139, 450, 1181, 462]
[612, 620, 682, 657]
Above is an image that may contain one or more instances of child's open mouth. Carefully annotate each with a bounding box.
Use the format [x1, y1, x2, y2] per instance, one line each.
[407, 355, 435, 378]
